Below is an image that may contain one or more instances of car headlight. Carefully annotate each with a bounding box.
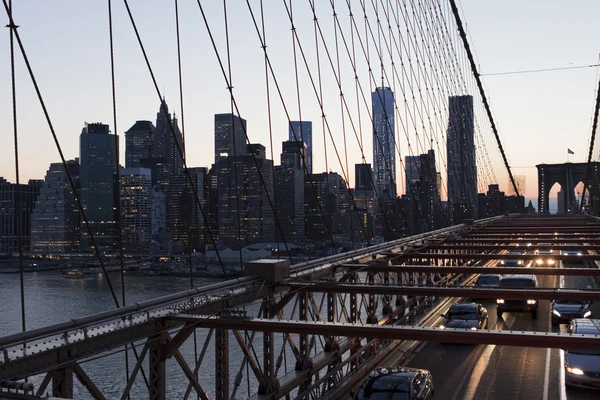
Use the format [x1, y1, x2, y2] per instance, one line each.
[518, 260, 522, 265]
[501, 260, 505, 265]
[527, 300, 537, 304]
[548, 260, 555, 265]
[552, 310, 561, 317]
[536, 259, 543, 265]
[566, 366, 584, 375]
[497, 299, 505, 304]
[470, 327, 478, 331]
[577, 252, 582, 256]
[584, 311, 592, 318]
[439, 325, 445, 329]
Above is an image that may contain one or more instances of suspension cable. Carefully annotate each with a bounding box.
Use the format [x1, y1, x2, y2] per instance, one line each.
[2, 0, 122, 309]
[448, 0, 524, 211]
[579, 74, 600, 213]
[121, 0, 231, 279]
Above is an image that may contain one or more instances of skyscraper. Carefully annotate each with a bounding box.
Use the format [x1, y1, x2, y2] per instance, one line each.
[288, 121, 312, 173]
[214, 113, 247, 163]
[0, 177, 42, 254]
[125, 120, 155, 168]
[167, 167, 209, 252]
[31, 160, 80, 253]
[274, 141, 306, 243]
[447, 95, 477, 223]
[216, 144, 274, 248]
[372, 87, 396, 200]
[353, 163, 375, 243]
[153, 100, 183, 175]
[79, 122, 118, 250]
[120, 168, 152, 253]
[405, 155, 421, 195]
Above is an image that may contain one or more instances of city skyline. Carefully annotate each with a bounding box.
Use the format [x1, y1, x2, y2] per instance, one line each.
[1, 2, 599, 199]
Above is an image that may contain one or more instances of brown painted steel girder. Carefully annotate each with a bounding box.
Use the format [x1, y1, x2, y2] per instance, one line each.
[425, 244, 600, 251]
[385, 253, 600, 261]
[478, 225, 599, 234]
[443, 238, 600, 244]
[338, 264, 600, 276]
[276, 282, 600, 301]
[170, 315, 600, 350]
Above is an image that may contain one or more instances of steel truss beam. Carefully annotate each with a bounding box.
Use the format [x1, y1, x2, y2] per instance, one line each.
[443, 238, 600, 244]
[424, 244, 600, 251]
[170, 315, 600, 349]
[338, 264, 600, 276]
[276, 282, 600, 301]
[385, 253, 600, 261]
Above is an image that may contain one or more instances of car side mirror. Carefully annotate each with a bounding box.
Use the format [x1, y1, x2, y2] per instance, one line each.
[440, 314, 446, 318]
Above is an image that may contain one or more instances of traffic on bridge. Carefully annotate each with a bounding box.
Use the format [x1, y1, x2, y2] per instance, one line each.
[1, 215, 600, 399]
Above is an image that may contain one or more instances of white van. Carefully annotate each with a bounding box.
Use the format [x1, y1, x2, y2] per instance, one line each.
[565, 318, 600, 389]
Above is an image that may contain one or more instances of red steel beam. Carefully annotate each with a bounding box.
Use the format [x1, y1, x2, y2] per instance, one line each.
[337, 264, 600, 276]
[171, 315, 600, 350]
[276, 282, 600, 301]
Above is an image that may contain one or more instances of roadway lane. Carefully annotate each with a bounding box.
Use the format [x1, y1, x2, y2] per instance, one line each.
[404, 261, 599, 400]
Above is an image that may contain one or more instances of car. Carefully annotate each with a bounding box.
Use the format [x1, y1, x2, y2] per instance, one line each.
[496, 275, 539, 319]
[564, 319, 600, 389]
[475, 274, 502, 288]
[355, 367, 434, 399]
[501, 250, 524, 266]
[535, 242, 555, 266]
[562, 244, 585, 264]
[552, 297, 592, 324]
[440, 303, 488, 330]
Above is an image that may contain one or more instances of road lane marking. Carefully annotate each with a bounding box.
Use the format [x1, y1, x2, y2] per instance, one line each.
[544, 266, 560, 400]
[543, 347, 551, 400]
[462, 344, 496, 400]
[558, 267, 567, 400]
[559, 349, 567, 400]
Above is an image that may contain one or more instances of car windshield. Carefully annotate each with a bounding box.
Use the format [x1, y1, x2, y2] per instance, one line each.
[477, 276, 499, 285]
[500, 279, 535, 288]
[448, 311, 478, 320]
[555, 300, 586, 305]
[357, 375, 410, 400]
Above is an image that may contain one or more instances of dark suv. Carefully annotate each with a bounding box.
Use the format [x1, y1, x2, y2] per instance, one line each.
[355, 367, 434, 399]
[496, 274, 539, 319]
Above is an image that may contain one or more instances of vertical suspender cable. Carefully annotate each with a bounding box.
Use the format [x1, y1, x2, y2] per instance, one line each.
[173, 1, 200, 396]
[7, 0, 26, 335]
[106, 0, 130, 394]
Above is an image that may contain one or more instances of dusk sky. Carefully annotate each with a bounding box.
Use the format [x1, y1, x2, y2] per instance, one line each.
[0, 1, 598, 200]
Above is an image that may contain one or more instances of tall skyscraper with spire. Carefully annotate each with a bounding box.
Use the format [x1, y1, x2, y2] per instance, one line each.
[153, 99, 183, 176]
[372, 87, 396, 200]
[372, 87, 396, 238]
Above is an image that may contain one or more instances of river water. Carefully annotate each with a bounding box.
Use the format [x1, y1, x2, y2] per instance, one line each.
[0, 271, 280, 399]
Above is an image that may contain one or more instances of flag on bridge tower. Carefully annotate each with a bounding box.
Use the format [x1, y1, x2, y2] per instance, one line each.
[568, 148, 575, 155]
